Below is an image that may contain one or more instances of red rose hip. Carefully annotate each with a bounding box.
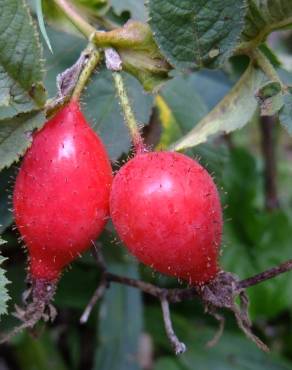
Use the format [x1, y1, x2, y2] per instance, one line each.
[13, 101, 112, 281]
[110, 151, 222, 285]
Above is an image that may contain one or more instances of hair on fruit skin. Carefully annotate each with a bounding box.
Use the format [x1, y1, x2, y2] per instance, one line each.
[12, 100, 112, 324]
[110, 151, 222, 285]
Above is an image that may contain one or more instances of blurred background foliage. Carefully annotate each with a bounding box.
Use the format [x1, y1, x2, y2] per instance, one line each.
[1, 1, 292, 369]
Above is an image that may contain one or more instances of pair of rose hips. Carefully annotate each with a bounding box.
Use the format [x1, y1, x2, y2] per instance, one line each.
[13, 100, 222, 288]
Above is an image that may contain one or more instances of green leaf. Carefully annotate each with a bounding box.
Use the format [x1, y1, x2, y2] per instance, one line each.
[221, 148, 261, 278]
[0, 0, 46, 120]
[15, 331, 68, 370]
[35, 0, 53, 53]
[255, 81, 284, 116]
[161, 74, 208, 135]
[119, 49, 171, 93]
[148, 0, 247, 69]
[242, 0, 292, 43]
[103, 21, 173, 92]
[94, 263, 143, 370]
[154, 358, 186, 370]
[146, 306, 292, 369]
[221, 148, 292, 318]
[180, 328, 292, 370]
[0, 110, 45, 170]
[84, 69, 153, 160]
[185, 70, 232, 110]
[171, 64, 267, 151]
[55, 259, 99, 310]
[155, 74, 208, 149]
[246, 210, 292, 317]
[279, 88, 292, 134]
[0, 255, 10, 318]
[258, 43, 282, 68]
[157, 70, 231, 145]
[0, 166, 14, 233]
[111, 0, 147, 21]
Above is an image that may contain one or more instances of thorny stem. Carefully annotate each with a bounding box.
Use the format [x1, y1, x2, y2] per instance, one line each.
[112, 72, 145, 153]
[259, 115, 280, 211]
[104, 49, 145, 152]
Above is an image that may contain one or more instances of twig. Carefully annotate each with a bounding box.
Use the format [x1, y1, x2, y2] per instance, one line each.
[259, 115, 280, 211]
[232, 302, 269, 352]
[80, 277, 108, 324]
[83, 250, 292, 354]
[0, 320, 37, 344]
[105, 272, 169, 299]
[84, 258, 292, 303]
[205, 310, 225, 348]
[79, 243, 108, 323]
[160, 297, 186, 355]
[83, 258, 292, 307]
[236, 259, 292, 290]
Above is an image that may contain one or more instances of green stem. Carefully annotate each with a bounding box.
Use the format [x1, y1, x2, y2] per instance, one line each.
[54, 0, 150, 50]
[53, 0, 95, 37]
[53, 0, 130, 47]
[236, 16, 292, 55]
[72, 46, 101, 101]
[252, 49, 284, 88]
[112, 72, 145, 153]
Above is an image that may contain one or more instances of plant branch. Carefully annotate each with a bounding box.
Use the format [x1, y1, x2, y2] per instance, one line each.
[81, 240, 292, 353]
[237, 259, 292, 290]
[80, 277, 107, 324]
[105, 258, 292, 299]
[160, 297, 186, 354]
[54, 0, 114, 46]
[259, 115, 280, 211]
[235, 17, 292, 55]
[106, 272, 172, 299]
[252, 49, 284, 88]
[54, 0, 155, 50]
[53, 0, 95, 38]
[79, 242, 107, 324]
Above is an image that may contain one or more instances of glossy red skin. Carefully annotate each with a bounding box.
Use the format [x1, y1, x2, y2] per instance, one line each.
[13, 101, 112, 281]
[110, 152, 222, 285]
